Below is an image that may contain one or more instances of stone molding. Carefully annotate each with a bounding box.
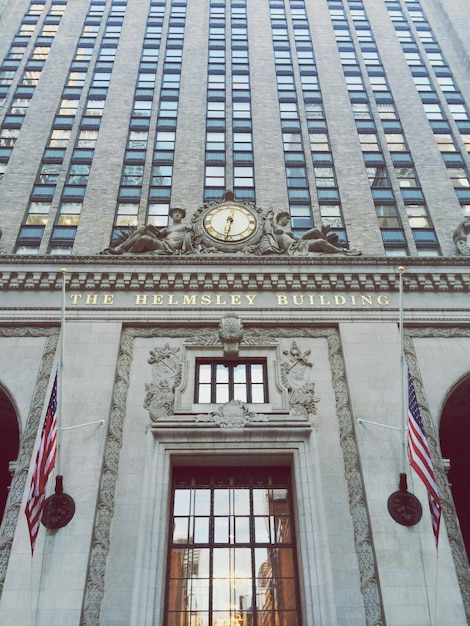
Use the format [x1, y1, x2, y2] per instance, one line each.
[0, 256, 469, 293]
[0, 327, 59, 595]
[81, 325, 386, 626]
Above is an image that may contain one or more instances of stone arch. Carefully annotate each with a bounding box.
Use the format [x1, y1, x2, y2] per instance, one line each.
[0, 386, 20, 524]
[439, 373, 470, 560]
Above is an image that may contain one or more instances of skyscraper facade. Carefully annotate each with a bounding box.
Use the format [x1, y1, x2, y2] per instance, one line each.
[0, 0, 469, 624]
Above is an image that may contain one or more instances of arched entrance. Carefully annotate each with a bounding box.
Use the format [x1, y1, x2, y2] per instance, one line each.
[440, 375, 470, 560]
[0, 388, 20, 523]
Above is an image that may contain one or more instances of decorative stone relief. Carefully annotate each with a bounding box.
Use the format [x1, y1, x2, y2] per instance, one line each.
[218, 314, 244, 356]
[196, 400, 268, 428]
[281, 340, 319, 419]
[451, 217, 470, 256]
[82, 326, 388, 626]
[100, 194, 362, 257]
[143, 343, 182, 422]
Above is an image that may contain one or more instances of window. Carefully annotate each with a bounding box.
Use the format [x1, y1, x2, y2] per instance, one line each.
[165, 466, 302, 626]
[195, 360, 268, 404]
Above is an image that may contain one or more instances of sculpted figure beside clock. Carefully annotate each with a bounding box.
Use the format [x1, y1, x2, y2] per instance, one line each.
[102, 207, 194, 255]
[261, 211, 362, 256]
[100, 199, 361, 256]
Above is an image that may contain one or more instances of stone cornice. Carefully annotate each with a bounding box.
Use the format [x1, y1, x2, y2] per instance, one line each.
[0, 255, 469, 292]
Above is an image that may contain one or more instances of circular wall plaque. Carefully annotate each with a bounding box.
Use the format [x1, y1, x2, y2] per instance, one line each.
[387, 490, 422, 527]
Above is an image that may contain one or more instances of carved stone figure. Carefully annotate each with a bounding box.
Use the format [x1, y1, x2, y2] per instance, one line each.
[218, 314, 244, 356]
[452, 217, 470, 256]
[281, 340, 319, 418]
[101, 207, 194, 255]
[143, 343, 182, 421]
[260, 211, 362, 256]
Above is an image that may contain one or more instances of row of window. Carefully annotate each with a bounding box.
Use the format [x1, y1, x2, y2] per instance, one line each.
[384, 0, 470, 218]
[16, 0, 126, 254]
[111, 1, 170, 241]
[0, 1, 67, 184]
[346, 0, 438, 255]
[287, 0, 349, 242]
[328, 0, 439, 255]
[203, 0, 256, 203]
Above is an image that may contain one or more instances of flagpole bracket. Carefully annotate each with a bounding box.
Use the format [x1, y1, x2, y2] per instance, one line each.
[41, 475, 76, 530]
[387, 473, 422, 527]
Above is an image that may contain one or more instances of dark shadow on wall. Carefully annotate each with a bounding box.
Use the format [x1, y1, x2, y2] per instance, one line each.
[0, 389, 20, 523]
[440, 376, 470, 561]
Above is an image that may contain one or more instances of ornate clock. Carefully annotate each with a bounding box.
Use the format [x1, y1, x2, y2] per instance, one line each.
[194, 200, 264, 252]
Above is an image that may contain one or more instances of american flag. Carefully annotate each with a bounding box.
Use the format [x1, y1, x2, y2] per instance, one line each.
[25, 373, 58, 554]
[408, 370, 441, 547]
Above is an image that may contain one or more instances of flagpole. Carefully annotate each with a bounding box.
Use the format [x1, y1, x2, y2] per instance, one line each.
[57, 268, 67, 476]
[398, 266, 407, 475]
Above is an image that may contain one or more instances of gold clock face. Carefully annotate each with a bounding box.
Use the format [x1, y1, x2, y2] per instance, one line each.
[203, 204, 258, 242]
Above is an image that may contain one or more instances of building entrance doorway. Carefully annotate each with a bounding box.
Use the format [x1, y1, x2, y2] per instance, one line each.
[165, 466, 302, 626]
[440, 375, 470, 560]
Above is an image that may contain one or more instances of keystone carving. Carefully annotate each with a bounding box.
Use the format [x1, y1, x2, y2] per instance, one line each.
[218, 314, 244, 356]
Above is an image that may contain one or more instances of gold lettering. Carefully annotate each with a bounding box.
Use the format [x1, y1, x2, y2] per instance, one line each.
[245, 294, 257, 305]
[135, 294, 148, 305]
[216, 295, 227, 305]
[360, 295, 373, 306]
[152, 295, 164, 305]
[350, 295, 358, 306]
[334, 295, 346, 306]
[201, 294, 211, 305]
[69, 294, 82, 305]
[230, 294, 242, 305]
[85, 294, 99, 305]
[102, 294, 114, 305]
[319, 295, 331, 306]
[309, 295, 316, 305]
[182, 295, 197, 305]
[277, 295, 288, 306]
[377, 295, 390, 306]
[168, 294, 179, 305]
[292, 295, 304, 306]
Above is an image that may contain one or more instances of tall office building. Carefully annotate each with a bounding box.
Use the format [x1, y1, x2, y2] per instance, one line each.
[0, 0, 469, 623]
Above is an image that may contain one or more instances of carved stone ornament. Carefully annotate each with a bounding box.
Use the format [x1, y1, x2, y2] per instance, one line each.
[281, 341, 319, 418]
[100, 192, 362, 256]
[143, 343, 182, 421]
[196, 400, 268, 428]
[451, 217, 470, 256]
[218, 314, 244, 356]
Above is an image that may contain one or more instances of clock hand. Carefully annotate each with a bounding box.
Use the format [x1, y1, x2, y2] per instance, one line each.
[224, 208, 235, 239]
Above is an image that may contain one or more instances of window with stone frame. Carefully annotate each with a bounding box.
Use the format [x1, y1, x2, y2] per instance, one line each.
[195, 360, 268, 404]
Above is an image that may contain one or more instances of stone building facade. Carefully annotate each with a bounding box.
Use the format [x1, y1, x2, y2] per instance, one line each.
[0, 0, 469, 624]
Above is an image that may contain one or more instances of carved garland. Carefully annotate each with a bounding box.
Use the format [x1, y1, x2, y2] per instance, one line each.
[80, 325, 386, 626]
[0, 327, 59, 595]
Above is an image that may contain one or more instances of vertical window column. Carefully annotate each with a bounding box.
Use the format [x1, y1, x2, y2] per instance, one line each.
[385, 0, 470, 218]
[148, 0, 187, 225]
[204, 0, 226, 201]
[231, 0, 255, 201]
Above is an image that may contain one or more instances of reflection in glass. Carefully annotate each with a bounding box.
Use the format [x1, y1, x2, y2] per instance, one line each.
[166, 468, 301, 625]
